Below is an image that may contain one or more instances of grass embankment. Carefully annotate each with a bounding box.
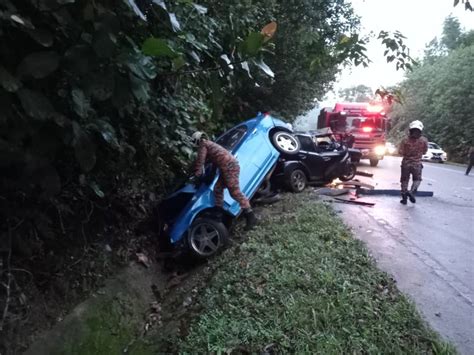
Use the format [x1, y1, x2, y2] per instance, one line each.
[179, 193, 455, 354]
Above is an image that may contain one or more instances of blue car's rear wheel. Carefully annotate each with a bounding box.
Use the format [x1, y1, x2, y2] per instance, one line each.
[187, 218, 228, 258]
[271, 131, 300, 155]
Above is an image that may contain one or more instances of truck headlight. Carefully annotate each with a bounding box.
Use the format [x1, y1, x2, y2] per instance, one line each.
[374, 146, 385, 156]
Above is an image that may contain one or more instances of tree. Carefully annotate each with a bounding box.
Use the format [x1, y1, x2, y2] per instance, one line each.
[389, 43, 474, 161]
[338, 85, 373, 102]
[441, 15, 462, 51]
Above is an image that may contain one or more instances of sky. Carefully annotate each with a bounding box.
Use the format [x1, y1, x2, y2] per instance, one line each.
[327, 0, 474, 102]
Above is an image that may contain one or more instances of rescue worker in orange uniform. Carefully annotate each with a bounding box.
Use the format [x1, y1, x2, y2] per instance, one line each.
[192, 131, 257, 230]
[398, 120, 428, 205]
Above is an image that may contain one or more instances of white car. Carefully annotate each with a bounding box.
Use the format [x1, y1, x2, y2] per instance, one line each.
[422, 142, 447, 163]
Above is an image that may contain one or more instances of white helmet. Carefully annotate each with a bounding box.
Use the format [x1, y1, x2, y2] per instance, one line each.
[409, 120, 424, 131]
[191, 131, 207, 146]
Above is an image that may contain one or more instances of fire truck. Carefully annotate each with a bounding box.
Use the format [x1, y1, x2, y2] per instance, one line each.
[317, 102, 389, 167]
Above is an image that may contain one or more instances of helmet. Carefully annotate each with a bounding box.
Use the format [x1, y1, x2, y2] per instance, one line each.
[409, 120, 424, 131]
[191, 131, 207, 146]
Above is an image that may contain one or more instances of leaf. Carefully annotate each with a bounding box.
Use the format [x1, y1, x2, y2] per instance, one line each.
[240, 61, 252, 78]
[189, 50, 201, 63]
[17, 89, 55, 120]
[136, 252, 151, 268]
[72, 88, 91, 118]
[168, 13, 181, 32]
[129, 73, 150, 102]
[73, 123, 96, 172]
[0, 66, 22, 92]
[84, 70, 115, 101]
[172, 56, 187, 71]
[17, 51, 60, 79]
[240, 32, 265, 57]
[261, 21, 277, 42]
[121, 53, 157, 80]
[453, 0, 460, 7]
[192, 3, 208, 14]
[93, 31, 117, 58]
[466, 1, 473, 11]
[26, 28, 54, 47]
[181, 146, 193, 156]
[142, 38, 178, 58]
[10, 14, 35, 29]
[219, 54, 233, 70]
[254, 59, 274, 78]
[153, 0, 167, 9]
[88, 119, 120, 148]
[89, 181, 105, 198]
[125, 0, 147, 21]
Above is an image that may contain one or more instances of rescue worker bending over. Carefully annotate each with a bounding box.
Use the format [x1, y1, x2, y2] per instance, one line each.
[398, 120, 428, 205]
[191, 131, 257, 230]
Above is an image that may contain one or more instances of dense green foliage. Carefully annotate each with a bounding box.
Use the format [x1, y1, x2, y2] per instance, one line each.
[179, 194, 454, 353]
[389, 16, 474, 161]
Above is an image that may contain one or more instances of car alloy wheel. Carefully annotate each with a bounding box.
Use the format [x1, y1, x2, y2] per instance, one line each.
[188, 218, 228, 258]
[288, 169, 307, 192]
[272, 131, 300, 155]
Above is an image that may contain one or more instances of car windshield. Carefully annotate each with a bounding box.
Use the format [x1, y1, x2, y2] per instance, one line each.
[215, 126, 248, 150]
[296, 135, 315, 151]
[429, 143, 441, 150]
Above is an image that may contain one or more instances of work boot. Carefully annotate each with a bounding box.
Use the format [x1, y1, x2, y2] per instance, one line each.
[243, 208, 257, 230]
[407, 191, 416, 203]
[400, 193, 408, 205]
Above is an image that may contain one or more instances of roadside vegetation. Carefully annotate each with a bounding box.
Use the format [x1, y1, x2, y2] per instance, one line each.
[388, 16, 474, 162]
[178, 193, 455, 354]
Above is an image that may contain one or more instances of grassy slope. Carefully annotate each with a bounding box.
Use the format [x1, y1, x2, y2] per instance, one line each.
[179, 193, 455, 354]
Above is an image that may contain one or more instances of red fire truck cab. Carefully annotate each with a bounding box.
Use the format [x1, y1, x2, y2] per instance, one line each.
[317, 102, 389, 167]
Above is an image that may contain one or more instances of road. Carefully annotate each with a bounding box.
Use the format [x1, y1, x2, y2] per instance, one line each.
[336, 156, 474, 354]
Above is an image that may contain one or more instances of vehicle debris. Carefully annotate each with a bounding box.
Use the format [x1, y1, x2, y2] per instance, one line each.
[356, 170, 374, 178]
[333, 197, 375, 207]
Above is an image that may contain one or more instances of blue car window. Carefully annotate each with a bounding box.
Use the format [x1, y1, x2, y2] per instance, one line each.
[215, 126, 248, 150]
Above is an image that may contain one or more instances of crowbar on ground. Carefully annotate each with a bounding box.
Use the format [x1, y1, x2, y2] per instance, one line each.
[358, 189, 434, 197]
[333, 197, 375, 206]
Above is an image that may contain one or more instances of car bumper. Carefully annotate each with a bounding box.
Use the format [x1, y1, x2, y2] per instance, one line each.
[423, 156, 447, 162]
[360, 148, 384, 160]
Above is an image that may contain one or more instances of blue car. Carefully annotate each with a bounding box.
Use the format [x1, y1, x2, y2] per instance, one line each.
[157, 113, 300, 258]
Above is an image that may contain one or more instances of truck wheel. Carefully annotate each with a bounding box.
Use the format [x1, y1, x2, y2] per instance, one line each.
[370, 159, 379, 167]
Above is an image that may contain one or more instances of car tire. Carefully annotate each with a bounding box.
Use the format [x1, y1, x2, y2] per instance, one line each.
[339, 163, 356, 182]
[256, 180, 272, 197]
[187, 218, 228, 258]
[370, 159, 379, 167]
[286, 169, 307, 193]
[271, 131, 300, 155]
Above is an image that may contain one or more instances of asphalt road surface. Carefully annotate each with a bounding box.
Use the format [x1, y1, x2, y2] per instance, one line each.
[336, 156, 474, 354]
